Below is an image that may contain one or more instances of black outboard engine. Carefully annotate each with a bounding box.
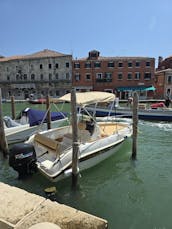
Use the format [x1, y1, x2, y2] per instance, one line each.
[9, 143, 37, 178]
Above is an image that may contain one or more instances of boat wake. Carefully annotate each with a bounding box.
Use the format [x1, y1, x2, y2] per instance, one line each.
[139, 120, 172, 132]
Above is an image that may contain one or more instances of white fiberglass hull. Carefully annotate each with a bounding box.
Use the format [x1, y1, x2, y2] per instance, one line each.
[5, 118, 67, 145]
[37, 133, 125, 182]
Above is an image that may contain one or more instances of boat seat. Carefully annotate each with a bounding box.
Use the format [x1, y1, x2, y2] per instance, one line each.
[34, 133, 59, 152]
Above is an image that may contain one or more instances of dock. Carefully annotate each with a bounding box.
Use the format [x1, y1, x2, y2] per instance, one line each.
[0, 182, 108, 229]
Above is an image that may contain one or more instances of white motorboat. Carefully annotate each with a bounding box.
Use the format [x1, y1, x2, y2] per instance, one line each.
[4, 108, 68, 145]
[9, 91, 132, 182]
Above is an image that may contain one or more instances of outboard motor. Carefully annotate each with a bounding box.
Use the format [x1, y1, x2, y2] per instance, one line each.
[9, 143, 37, 178]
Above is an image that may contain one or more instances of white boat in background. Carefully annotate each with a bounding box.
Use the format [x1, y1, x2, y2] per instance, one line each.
[4, 108, 68, 145]
[9, 91, 132, 182]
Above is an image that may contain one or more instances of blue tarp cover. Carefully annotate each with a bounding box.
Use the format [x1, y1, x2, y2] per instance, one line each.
[27, 109, 67, 126]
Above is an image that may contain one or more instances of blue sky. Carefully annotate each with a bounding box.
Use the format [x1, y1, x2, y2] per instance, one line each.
[0, 0, 172, 65]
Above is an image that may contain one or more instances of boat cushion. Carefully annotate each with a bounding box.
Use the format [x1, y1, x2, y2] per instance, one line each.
[34, 133, 59, 151]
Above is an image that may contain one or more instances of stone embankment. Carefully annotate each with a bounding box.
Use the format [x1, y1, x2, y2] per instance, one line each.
[0, 182, 107, 229]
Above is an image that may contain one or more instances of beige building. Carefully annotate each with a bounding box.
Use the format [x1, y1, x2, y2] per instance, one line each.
[0, 49, 72, 99]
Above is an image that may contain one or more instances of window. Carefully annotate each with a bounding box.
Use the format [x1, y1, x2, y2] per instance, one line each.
[167, 88, 171, 96]
[7, 75, 10, 81]
[144, 72, 151, 80]
[146, 61, 150, 67]
[30, 64, 34, 70]
[105, 73, 112, 80]
[55, 63, 59, 69]
[24, 74, 27, 80]
[85, 62, 91, 68]
[16, 74, 20, 80]
[55, 73, 58, 80]
[127, 73, 132, 80]
[74, 63, 80, 68]
[75, 74, 80, 81]
[135, 72, 141, 80]
[49, 91, 53, 96]
[94, 62, 101, 68]
[118, 62, 123, 68]
[40, 74, 44, 80]
[49, 73, 52, 80]
[85, 73, 91, 81]
[128, 62, 132, 67]
[31, 74, 35, 80]
[96, 73, 103, 79]
[66, 62, 69, 68]
[49, 64, 52, 69]
[135, 61, 140, 67]
[108, 62, 114, 68]
[56, 90, 59, 96]
[118, 73, 123, 80]
[66, 73, 70, 80]
[167, 75, 172, 84]
[40, 64, 43, 69]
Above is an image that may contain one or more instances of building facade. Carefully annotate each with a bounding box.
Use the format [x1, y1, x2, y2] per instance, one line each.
[154, 56, 172, 99]
[0, 49, 72, 99]
[72, 50, 155, 99]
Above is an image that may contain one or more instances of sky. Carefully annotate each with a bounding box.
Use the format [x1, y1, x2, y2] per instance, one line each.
[0, 0, 172, 66]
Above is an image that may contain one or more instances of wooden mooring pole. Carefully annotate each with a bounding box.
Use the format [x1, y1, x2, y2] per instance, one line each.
[11, 96, 16, 120]
[71, 88, 79, 188]
[131, 92, 138, 160]
[0, 89, 8, 157]
[46, 95, 51, 130]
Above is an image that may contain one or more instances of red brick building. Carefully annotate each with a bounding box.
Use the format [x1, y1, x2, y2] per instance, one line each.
[155, 56, 172, 99]
[72, 50, 155, 99]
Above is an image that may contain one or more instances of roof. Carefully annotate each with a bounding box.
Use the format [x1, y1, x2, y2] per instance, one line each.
[155, 68, 172, 74]
[75, 56, 155, 61]
[0, 49, 70, 62]
[54, 91, 115, 107]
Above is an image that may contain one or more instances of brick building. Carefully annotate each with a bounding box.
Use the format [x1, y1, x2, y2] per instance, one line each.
[72, 50, 155, 99]
[155, 56, 172, 99]
[0, 49, 72, 100]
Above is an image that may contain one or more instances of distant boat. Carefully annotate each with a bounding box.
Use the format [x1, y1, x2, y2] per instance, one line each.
[86, 102, 172, 122]
[28, 98, 46, 104]
[4, 108, 68, 144]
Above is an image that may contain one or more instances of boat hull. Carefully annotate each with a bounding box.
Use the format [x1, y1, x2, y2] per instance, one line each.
[6, 118, 67, 145]
[87, 107, 172, 121]
[37, 134, 125, 182]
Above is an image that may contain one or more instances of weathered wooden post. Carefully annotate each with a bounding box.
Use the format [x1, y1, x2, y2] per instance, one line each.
[0, 89, 8, 157]
[71, 88, 79, 188]
[11, 96, 16, 120]
[46, 95, 51, 130]
[131, 92, 138, 160]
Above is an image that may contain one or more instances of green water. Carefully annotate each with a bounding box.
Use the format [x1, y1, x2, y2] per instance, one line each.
[1, 102, 172, 229]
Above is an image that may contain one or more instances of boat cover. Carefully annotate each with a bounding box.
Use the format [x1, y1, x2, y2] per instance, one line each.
[27, 109, 67, 126]
[54, 91, 115, 107]
[150, 102, 165, 109]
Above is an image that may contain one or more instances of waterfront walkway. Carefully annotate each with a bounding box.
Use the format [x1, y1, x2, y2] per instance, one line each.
[0, 182, 107, 229]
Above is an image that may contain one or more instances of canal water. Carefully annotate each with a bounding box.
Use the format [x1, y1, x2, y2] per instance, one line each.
[1, 102, 172, 229]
